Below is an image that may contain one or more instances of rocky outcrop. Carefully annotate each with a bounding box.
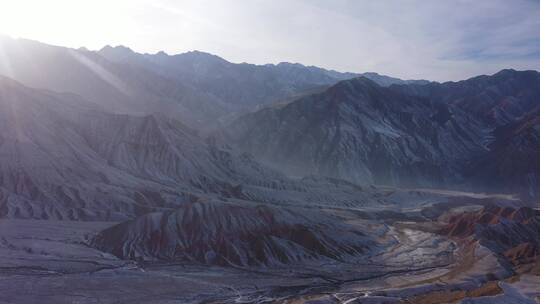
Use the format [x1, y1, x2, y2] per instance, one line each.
[440, 205, 540, 267]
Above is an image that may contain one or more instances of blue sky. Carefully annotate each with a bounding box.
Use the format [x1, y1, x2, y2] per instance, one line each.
[1, 0, 539, 81]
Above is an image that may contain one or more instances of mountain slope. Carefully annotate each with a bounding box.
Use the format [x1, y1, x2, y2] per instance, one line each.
[362, 72, 431, 87]
[467, 112, 540, 197]
[98, 45, 431, 111]
[0, 75, 411, 220]
[99, 46, 356, 110]
[440, 205, 540, 268]
[0, 37, 229, 128]
[0, 76, 287, 220]
[393, 69, 540, 126]
[227, 77, 485, 186]
[0, 37, 431, 130]
[227, 69, 540, 194]
[394, 69, 540, 195]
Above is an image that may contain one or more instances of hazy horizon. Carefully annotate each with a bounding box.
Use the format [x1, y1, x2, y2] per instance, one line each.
[1, 0, 539, 82]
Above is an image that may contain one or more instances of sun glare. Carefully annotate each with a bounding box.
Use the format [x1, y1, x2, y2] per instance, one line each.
[0, 0, 140, 49]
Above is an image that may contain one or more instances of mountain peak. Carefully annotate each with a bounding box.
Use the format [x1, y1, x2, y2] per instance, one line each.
[99, 44, 135, 54]
[182, 50, 217, 57]
[165, 50, 231, 66]
[361, 72, 432, 86]
[181, 50, 226, 60]
[491, 68, 540, 80]
[494, 68, 517, 75]
[98, 45, 139, 63]
[352, 75, 381, 85]
[276, 62, 305, 67]
[331, 76, 380, 92]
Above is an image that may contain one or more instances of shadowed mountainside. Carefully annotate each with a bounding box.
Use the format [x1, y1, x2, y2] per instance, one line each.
[227, 70, 540, 196]
[226, 77, 485, 187]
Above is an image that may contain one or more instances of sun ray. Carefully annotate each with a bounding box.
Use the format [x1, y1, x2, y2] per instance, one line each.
[0, 38, 15, 78]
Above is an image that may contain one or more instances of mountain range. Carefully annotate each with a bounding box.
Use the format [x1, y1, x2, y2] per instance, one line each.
[0, 74, 397, 220]
[0, 36, 430, 129]
[1, 36, 540, 303]
[227, 69, 540, 197]
[0, 36, 538, 211]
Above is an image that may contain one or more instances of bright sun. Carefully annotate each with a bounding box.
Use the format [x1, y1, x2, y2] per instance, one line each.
[0, 0, 140, 49]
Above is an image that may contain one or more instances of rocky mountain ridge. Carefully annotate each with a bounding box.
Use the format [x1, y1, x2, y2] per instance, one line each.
[227, 69, 540, 196]
[227, 76, 486, 187]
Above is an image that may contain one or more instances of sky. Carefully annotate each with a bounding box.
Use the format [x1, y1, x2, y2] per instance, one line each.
[0, 0, 539, 81]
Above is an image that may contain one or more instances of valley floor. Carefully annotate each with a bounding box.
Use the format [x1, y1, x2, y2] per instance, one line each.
[1, 196, 538, 304]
